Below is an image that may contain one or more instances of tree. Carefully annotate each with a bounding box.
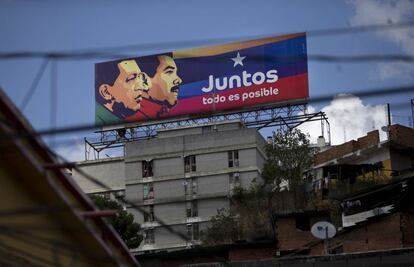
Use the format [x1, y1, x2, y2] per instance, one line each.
[262, 128, 314, 190]
[90, 195, 143, 249]
[202, 208, 239, 246]
[232, 182, 274, 241]
[203, 182, 275, 246]
[203, 129, 313, 245]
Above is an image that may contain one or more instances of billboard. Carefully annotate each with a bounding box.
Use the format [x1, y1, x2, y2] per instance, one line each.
[95, 32, 308, 126]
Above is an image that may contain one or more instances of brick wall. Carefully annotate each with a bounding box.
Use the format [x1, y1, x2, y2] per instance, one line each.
[314, 141, 356, 166]
[229, 247, 275, 261]
[276, 215, 328, 252]
[309, 213, 402, 256]
[402, 212, 414, 247]
[356, 130, 380, 150]
[389, 124, 414, 149]
[315, 130, 379, 165]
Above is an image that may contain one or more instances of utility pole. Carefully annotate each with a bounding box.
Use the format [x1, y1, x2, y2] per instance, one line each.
[411, 99, 414, 128]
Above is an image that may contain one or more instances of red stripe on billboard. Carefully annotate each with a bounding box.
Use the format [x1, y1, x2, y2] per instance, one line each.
[169, 73, 308, 116]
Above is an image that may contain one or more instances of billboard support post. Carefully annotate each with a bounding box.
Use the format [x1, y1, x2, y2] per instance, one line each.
[85, 104, 330, 160]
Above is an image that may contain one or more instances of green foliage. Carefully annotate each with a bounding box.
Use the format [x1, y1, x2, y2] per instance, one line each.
[202, 208, 239, 246]
[263, 128, 314, 189]
[90, 194, 143, 249]
[233, 181, 274, 241]
[203, 129, 312, 245]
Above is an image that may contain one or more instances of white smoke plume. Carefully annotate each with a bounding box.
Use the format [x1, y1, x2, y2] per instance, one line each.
[298, 95, 388, 145]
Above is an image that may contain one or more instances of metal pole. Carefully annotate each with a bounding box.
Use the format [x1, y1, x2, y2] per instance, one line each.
[387, 103, 391, 126]
[411, 99, 414, 128]
[324, 226, 329, 255]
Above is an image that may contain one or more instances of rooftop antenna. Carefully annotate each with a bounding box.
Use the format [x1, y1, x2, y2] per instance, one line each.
[387, 103, 392, 127]
[411, 99, 414, 128]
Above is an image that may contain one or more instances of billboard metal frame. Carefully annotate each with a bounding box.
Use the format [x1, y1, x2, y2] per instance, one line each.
[84, 103, 330, 160]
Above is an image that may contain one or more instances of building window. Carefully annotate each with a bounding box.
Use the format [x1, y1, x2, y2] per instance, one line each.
[144, 229, 155, 244]
[228, 150, 239, 168]
[144, 205, 154, 222]
[143, 183, 154, 200]
[229, 172, 241, 192]
[295, 214, 310, 231]
[186, 201, 198, 218]
[185, 155, 196, 172]
[184, 178, 197, 196]
[187, 223, 200, 241]
[142, 160, 153, 177]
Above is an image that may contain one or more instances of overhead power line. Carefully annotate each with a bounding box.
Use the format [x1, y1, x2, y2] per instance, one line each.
[0, 21, 413, 60]
[2, 52, 414, 62]
[0, 84, 411, 139]
[36, 142, 194, 245]
[20, 59, 49, 111]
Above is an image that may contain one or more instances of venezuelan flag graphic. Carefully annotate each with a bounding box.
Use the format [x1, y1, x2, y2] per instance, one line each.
[95, 33, 308, 125]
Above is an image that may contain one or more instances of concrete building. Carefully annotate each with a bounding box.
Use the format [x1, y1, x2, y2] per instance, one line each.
[73, 121, 267, 253]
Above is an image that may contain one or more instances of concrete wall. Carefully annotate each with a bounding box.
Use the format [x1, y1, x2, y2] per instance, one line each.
[73, 158, 125, 193]
[154, 157, 184, 177]
[156, 202, 186, 224]
[198, 198, 229, 219]
[197, 152, 228, 173]
[156, 179, 186, 200]
[125, 161, 141, 183]
[198, 174, 229, 196]
[154, 225, 187, 249]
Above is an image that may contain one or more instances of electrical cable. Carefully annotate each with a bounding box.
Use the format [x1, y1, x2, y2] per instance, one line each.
[1, 21, 413, 60]
[20, 59, 49, 111]
[32, 139, 198, 245]
[0, 84, 411, 140]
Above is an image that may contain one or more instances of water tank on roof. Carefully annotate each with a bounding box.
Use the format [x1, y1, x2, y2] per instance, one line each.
[317, 136, 326, 147]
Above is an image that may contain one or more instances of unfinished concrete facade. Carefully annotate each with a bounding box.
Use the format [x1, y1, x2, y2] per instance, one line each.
[73, 122, 267, 253]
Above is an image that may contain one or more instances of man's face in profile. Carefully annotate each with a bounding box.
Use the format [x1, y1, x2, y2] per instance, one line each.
[150, 56, 182, 107]
[108, 60, 151, 111]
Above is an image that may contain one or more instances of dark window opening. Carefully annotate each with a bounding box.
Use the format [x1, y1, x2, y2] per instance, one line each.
[295, 214, 310, 231]
[186, 200, 198, 218]
[142, 160, 153, 177]
[228, 150, 239, 168]
[144, 229, 155, 244]
[229, 173, 241, 192]
[184, 178, 197, 196]
[144, 205, 154, 222]
[143, 183, 154, 200]
[185, 155, 196, 172]
[187, 223, 200, 241]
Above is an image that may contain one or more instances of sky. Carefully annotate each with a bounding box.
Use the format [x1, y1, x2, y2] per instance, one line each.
[0, 0, 413, 161]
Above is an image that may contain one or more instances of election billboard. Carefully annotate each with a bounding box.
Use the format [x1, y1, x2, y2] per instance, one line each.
[95, 32, 308, 126]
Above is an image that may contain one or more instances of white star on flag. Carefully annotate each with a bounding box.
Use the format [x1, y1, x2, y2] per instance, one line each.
[231, 52, 246, 67]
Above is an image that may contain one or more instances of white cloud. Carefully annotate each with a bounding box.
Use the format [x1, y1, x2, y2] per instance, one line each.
[298, 95, 387, 145]
[53, 140, 124, 162]
[348, 0, 414, 80]
[53, 140, 85, 162]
